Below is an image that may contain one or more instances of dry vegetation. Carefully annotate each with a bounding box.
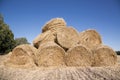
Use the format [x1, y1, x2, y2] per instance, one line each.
[65, 45, 93, 67]
[42, 18, 66, 32]
[36, 42, 66, 67]
[93, 45, 117, 66]
[78, 29, 102, 49]
[33, 30, 56, 48]
[0, 18, 120, 80]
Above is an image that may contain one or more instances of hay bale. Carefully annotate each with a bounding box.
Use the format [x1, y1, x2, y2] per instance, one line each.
[79, 29, 102, 49]
[36, 42, 66, 67]
[4, 44, 37, 68]
[33, 30, 56, 48]
[93, 45, 117, 66]
[56, 27, 79, 49]
[65, 44, 93, 67]
[42, 18, 66, 32]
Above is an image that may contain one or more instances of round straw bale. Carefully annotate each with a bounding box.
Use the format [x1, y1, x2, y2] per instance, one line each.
[79, 29, 102, 49]
[42, 18, 66, 32]
[36, 41, 66, 67]
[56, 27, 79, 49]
[65, 44, 93, 67]
[33, 30, 56, 48]
[93, 45, 117, 67]
[4, 44, 37, 68]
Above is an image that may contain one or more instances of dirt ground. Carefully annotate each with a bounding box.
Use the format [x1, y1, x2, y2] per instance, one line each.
[0, 55, 120, 80]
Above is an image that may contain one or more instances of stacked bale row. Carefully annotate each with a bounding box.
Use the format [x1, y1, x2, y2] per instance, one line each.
[4, 18, 117, 68]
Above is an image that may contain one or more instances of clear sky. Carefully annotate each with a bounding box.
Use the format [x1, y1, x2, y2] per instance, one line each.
[0, 0, 120, 51]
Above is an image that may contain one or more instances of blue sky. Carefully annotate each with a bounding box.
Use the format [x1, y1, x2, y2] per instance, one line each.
[0, 0, 120, 51]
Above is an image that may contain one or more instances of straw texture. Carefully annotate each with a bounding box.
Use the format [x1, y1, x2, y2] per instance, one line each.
[42, 18, 66, 32]
[93, 45, 117, 66]
[33, 30, 56, 48]
[57, 27, 79, 49]
[79, 29, 102, 49]
[65, 44, 93, 67]
[36, 42, 66, 67]
[4, 44, 37, 68]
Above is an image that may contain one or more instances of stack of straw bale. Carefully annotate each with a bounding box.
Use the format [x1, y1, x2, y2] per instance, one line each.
[33, 18, 81, 67]
[4, 18, 117, 68]
[33, 18, 79, 50]
[33, 18, 117, 67]
[78, 29, 117, 66]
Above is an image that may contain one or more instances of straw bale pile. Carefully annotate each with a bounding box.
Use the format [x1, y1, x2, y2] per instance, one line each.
[92, 45, 117, 66]
[4, 44, 37, 68]
[36, 42, 66, 67]
[0, 18, 119, 80]
[2, 18, 117, 68]
[23, 18, 118, 67]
